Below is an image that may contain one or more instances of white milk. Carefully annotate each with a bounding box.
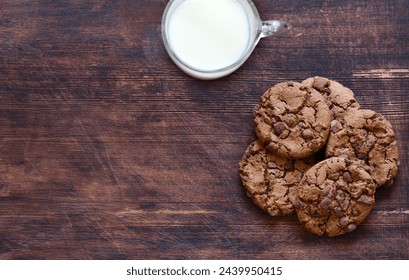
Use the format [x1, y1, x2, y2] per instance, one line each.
[167, 0, 250, 71]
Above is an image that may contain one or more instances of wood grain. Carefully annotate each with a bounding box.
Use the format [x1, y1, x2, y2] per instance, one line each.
[0, 0, 408, 259]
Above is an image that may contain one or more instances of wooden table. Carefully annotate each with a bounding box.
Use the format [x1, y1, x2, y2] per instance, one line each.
[0, 0, 408, 259]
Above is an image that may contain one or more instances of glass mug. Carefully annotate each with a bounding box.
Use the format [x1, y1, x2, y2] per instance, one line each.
[161, 0, 290, 79]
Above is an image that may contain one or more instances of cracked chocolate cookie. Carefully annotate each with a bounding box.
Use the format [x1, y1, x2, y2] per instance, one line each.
[239, 140, 316, 216]
[301, 76, 361, 121]
[254, 82, 331, 159]
[325, 109, 399, 187]
[295, 156, 377, 237]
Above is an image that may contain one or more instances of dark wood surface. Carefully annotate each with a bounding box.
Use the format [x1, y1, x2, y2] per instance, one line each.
[0, 0, 408, 260]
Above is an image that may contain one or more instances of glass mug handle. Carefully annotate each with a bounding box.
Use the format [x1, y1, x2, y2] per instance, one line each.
[260, 20, 291, 38]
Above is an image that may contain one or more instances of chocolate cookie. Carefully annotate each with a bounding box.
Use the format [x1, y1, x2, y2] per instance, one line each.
[302, 76, 360, 121]
[295, 156, 377, 237]
[254, 82, 331, 159]
[325, 109, 399, 187]
[239, 140, 316, 216]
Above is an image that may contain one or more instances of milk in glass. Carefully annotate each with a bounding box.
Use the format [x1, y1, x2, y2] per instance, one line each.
[167, 0, 250, 72]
